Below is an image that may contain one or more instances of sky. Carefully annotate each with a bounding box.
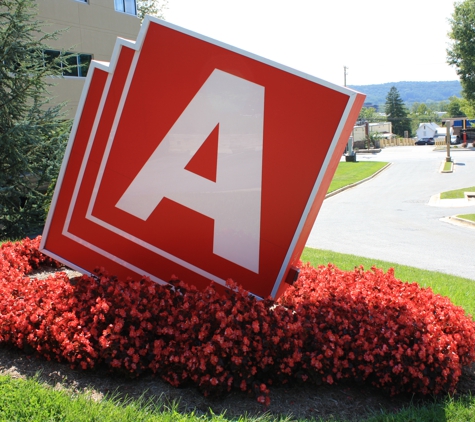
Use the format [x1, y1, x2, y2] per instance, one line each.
[164, 0, 460, 87]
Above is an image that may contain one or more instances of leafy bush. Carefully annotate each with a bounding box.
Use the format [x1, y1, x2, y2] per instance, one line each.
[1, 237, 475, 406]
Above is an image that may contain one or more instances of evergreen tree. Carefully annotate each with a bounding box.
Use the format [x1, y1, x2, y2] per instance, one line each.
[0, 0, 71, 239]
[385, 87, 411, 137]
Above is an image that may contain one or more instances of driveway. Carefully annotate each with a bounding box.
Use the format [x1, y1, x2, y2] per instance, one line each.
[306, 146, 475, 281]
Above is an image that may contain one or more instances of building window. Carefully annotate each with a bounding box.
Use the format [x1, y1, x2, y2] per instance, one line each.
[43, 50, 92, 77]
[114, 0, 136, 15]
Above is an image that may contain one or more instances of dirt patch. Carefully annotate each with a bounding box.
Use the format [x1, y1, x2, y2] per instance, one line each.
[0, 345, 425, 421]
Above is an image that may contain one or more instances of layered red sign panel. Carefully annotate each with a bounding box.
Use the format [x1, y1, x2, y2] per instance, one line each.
[41, 17, 365, 299]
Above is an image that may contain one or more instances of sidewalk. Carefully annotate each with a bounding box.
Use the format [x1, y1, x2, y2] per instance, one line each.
[429, 193, 475, 228]
[428, 194, 475, 208]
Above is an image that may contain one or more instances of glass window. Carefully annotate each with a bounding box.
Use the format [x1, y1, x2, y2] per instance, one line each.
[63, 53, 79, 77]
[124, 0, 136, 14]
[114, 0, 136, 15]
[43, 50, 92, 78]
[78, 54, 92, 77]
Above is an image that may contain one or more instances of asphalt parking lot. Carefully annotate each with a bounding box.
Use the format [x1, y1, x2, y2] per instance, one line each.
[306, 145, 475, 281]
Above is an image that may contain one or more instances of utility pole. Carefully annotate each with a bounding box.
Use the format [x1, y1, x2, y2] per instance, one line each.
[344, 66, 356, 162]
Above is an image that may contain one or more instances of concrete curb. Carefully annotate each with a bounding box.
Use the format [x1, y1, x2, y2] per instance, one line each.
[434, 147, 475, 152]
[325, 163, 392, 199]
[429, 193, 475, 208]
[443, 216, 475, 229]
[355, 148, 382, 154]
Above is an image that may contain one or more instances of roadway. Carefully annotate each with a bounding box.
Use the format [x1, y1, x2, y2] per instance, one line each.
[306, 145, 475, 281]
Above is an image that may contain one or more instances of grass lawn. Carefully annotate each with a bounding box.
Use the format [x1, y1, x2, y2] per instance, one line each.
[440, 186, 475, 199]
[327, 161, 388, 193]
[439, 186, 475, 224]
[0, 239, 17, 246]
[0, 375, 203, 422]
[443, 161, 453, 172]
[0, 378, 474, 422]
[301, 248, 475, 319]
[457, 214, 475, 223]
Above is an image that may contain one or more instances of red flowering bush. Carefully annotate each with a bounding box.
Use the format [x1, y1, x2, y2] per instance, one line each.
[45, 271, 303, 406]
[279, 263, 475, 395]
[1, 237, 475, 406]
[0, 236, 59, 283]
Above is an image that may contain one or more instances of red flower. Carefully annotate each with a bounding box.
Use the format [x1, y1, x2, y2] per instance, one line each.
[1, 238, 475, 404]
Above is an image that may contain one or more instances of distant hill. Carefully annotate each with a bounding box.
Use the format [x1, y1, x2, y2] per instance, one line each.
[348, 80, 462, 107]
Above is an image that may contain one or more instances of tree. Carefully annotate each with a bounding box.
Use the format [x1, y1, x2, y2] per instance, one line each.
[437, 100, 450, 113]
[357, 106, 384, 124]
[0, 0, 72, 239]
[446, 96, 465, 117]
[385, 87, 411, 137]
[409, 102, 440, 134]
[365, 131, 382, 149]
[136, 0, 168, 22]
[448, 1, 475, 96]
[447, 0, 475, 106]
[460, 98, 475, 118]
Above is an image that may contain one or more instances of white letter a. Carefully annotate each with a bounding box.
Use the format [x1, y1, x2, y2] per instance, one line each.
[116, 69, 265, 273]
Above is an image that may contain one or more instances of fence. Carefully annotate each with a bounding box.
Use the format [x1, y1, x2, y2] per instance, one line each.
[378, 138, 415, 147]
[435, 139, 447, 146]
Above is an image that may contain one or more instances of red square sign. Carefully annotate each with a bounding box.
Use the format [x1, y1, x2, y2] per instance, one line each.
[41, 17, 365, 299]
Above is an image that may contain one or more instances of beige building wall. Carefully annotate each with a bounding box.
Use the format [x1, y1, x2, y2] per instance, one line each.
[36, 0, 141, 118]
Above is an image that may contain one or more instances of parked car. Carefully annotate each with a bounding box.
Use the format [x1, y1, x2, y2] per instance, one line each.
[415, 138, 434, 145]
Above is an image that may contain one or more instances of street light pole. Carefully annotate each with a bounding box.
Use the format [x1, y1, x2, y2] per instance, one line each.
[344, 66, 356, 162]
[446, 120, 452, 163]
